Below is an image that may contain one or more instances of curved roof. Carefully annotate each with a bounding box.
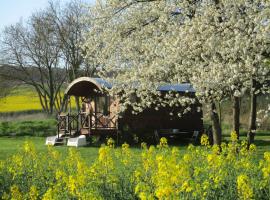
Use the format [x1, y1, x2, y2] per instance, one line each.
[65, 77, 112, 96]
[65, 77, 195, 97]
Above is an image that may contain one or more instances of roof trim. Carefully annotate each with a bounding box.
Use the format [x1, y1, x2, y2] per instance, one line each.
[64, 77, 111, 95]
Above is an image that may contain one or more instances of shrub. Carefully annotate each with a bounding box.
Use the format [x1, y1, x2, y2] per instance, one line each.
[0, 120, 56, 137]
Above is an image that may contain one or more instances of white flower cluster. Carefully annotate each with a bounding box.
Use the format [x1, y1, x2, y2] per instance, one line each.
[82, 0, 270, 116]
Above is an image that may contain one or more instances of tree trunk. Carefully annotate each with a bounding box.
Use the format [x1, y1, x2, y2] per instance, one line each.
[210, 102, 222, 145]
[232, 96, 240, 139]
[218, 101, 222, 128]
[247, 79, 257, 145]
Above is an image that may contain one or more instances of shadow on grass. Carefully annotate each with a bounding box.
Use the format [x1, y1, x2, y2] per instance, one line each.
[254, 139, 270, 147]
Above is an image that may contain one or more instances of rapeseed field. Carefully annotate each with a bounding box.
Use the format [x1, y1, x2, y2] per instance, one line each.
[0, 86, 76, 113]
[1, 133, 270, 199]
[0, 87, 42, 112]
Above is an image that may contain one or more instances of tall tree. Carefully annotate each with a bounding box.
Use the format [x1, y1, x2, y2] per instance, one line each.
[48, 0, 96, 112]
[48, 0, 91, 81]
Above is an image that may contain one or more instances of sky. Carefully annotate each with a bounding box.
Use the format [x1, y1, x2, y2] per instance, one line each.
[0, 0, 95, 32]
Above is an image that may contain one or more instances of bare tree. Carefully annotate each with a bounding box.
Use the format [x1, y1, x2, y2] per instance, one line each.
[47, 0, 97, 111]
[1, 12, 66, 114]
[48, 0, 92, 81]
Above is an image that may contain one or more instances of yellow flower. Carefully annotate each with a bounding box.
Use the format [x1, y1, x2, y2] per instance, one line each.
[159, 137, 168, 148]
[141, 142, 147, 149]
[155, 187, 173, 198]
[181, 181, 192, 193]
[10, 185, 23, 200]
[264, 152, 270, 162]
[200, 134, 209, 146]
[207, 154, 214, 164]
[134, 170, 141, 179]
[262, 167, 270, 179]
[29, 186, 38, 200]
[231, 130, 238, 142]
[249, 144, 257, 152]
[107, 138, 115, 148]
[122, 142, 129, 149]
[42, 188, 54, 200]
[212, 144, 220, 154]
[237, 175, 253, 200]
[138, 192, 147, 200]
[68, 175, 76, 195]
[172, 147, 179, 156]
[98, 146, 109, 161]
[55, 170, 65, 180]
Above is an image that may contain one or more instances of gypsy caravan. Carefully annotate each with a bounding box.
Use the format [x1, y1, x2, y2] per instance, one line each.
[46, 77, 203, 146]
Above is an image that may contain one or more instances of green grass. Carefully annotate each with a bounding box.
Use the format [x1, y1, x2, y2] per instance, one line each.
[0, 131, 270, 163]
[0, 136, 100, 164]
[0, 136, 145, 164]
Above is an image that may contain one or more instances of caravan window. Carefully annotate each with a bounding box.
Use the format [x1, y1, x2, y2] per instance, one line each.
[95, 96, 110, 116]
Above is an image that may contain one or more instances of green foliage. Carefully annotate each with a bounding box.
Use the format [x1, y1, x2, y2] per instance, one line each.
[0, 120, 56, 137]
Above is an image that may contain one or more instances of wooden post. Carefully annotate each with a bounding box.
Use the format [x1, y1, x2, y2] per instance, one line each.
[68, 113, 71, 136]
[95, 96, 98, 128]
[57, 115, 59, 138]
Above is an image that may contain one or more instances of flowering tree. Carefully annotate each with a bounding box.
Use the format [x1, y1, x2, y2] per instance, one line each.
[83, 0, 270, 144]
[179, 0, 270, 144]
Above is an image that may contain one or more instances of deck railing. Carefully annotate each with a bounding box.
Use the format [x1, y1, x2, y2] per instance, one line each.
[57, 112, 117, 138]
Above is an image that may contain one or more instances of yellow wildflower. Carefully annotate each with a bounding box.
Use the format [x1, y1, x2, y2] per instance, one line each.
[68, 175, 76, 195]
[249, 144, 257, 152]
[10, 185, 23, 200]
[29, 186, 39, 200]
[42, 188, 54, 200]
[200, 134, 209, 146]
[141, 142, 147, 149]
[231, 130, 238, 142]
[107, 138, 115, 148]
[237, 175, 253, 200]
[181, 181, 192, 193]
[264, 152, 270, 162]
[159, 137, 168, 148]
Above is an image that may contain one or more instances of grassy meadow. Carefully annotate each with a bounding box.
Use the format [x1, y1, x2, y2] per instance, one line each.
[0, 129, 270, 161]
